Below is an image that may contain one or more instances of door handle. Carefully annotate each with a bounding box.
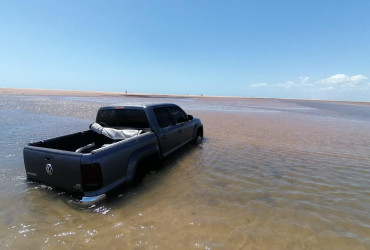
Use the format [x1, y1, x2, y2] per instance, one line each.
[161, 135, 167, 140]
[178, 128, 182, 133]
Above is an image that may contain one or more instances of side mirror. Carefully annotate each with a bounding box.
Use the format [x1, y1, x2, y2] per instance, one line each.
[187, 115, 194, 121]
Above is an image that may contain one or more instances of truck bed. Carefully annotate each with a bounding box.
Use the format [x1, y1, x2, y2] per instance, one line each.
[24, 129, 155, 196]
[28, 130, 116, 153]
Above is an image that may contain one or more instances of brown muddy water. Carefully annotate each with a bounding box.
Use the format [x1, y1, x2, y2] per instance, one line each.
[0, 94, 370, 249]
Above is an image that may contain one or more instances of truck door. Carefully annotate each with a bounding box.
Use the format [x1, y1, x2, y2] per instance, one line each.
[168, 105, 194, 146]
[153, 107, 178, 156]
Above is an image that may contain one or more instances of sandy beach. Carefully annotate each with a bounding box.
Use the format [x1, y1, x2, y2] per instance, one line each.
[0, 87, 215, 99]
[0, 87, 167, 98]
[2, 87, 369, 107]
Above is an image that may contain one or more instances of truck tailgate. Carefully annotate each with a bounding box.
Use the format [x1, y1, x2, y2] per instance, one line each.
[23, 146, 83, 194]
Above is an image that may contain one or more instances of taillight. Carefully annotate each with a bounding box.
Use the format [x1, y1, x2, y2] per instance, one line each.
[81, 163, 102, 191]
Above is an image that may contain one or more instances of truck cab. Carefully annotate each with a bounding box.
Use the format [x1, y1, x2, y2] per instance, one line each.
[148, 104, 200, 156]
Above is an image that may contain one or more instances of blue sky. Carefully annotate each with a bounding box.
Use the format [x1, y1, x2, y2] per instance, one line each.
[1, 0, 370, 101]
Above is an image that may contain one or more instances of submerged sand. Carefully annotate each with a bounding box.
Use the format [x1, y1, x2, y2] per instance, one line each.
[1, 88, 370, 249]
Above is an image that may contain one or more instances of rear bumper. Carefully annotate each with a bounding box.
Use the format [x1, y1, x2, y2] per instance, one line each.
[80, 194, 107, 206]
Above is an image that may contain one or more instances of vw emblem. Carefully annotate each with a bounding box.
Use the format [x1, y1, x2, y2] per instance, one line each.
[46, 163, 53, 175]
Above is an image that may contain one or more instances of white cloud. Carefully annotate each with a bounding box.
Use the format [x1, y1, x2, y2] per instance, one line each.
[251, 74, 368, 89]
[248, 74, 369, 101]
[319, 74, 368, 86]
[276, 81, 294, 88]
[319, 86, 334, 92]
[299, 76, 310, 84]
[250, 82, 268, 88]
[271, 76, 312, 89]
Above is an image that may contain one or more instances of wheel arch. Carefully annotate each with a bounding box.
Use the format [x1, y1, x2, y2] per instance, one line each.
[126, 144, 161, 182]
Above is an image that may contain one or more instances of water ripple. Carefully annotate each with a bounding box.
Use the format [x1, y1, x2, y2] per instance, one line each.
[0, 95, 370, 249]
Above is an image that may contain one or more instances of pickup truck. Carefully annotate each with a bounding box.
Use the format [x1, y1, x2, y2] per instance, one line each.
[23, 103, 203, 204]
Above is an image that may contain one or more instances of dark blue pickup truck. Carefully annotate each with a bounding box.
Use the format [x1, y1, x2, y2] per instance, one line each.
[23, 103, 203, 204]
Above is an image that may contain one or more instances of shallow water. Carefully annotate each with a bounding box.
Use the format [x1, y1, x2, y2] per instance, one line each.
[0, 94, 370, 249]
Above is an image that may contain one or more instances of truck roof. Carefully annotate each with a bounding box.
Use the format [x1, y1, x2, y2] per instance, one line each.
[99, 103, 178, 110]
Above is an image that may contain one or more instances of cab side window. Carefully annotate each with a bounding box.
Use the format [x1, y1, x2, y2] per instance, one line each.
[153, 107, 174, 128]
[168, 106, 187, 124]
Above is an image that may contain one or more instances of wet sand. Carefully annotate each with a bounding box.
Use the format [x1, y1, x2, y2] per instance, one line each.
[2, 87, 370, 105]
[0, 90, 370, 249]
[0, 87, 207, 99]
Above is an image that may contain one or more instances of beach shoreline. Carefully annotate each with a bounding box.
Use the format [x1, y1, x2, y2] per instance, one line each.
[1, 87, 369, 106]
[0, 87, 232, 99]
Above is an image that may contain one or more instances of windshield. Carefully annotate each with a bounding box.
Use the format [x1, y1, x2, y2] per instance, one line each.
[96, 108, 150, 129]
